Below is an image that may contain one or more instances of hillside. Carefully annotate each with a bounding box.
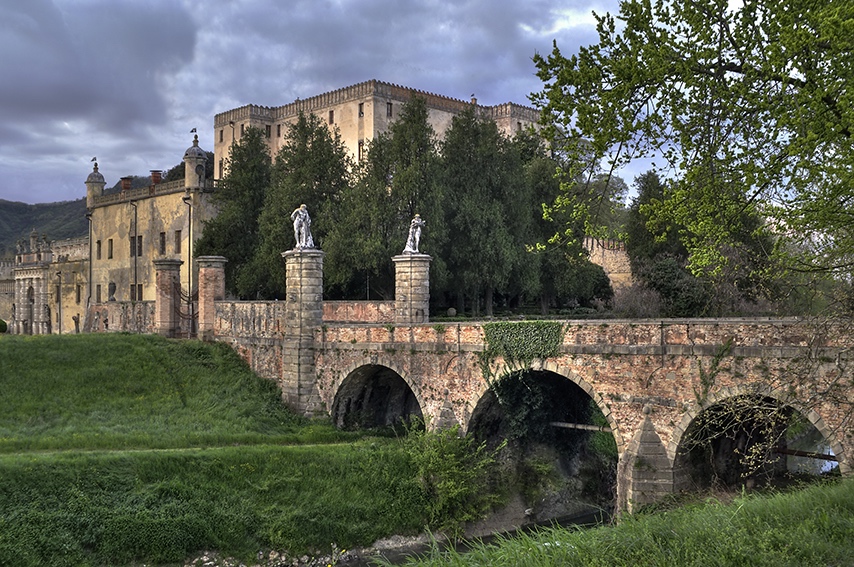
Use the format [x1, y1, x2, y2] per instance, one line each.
[0, 198, 88, 257]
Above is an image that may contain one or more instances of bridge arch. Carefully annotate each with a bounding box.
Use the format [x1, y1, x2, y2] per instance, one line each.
[467, 361, 622, 517]
[466, 359, 624, 453]
[668, 384, 845, 489]
[329, 358, 426, 430]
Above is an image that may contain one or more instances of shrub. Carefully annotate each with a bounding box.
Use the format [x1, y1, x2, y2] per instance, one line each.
[401, 423, 506, 537]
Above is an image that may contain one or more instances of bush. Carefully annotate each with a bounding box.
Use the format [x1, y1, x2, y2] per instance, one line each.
[401, 423, 506, 537]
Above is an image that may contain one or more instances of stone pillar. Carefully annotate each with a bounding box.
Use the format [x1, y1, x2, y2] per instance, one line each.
[392, 253, 431, 325]
[153, 259, 183, 338]
[281, 248, 324, 415]
[196, 256, 227, 342]
[617, 410, 674, 514]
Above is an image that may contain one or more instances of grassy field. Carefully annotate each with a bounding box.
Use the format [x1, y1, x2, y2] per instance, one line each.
[0, 333, 426, 566]
[386, 478, 854, 567]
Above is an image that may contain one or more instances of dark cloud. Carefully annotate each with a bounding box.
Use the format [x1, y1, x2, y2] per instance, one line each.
[0, 0, 619, 205]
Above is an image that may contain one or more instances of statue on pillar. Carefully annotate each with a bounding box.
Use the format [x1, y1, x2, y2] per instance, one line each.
[403, 214, 426, 254]
[290, 204, 315, 249]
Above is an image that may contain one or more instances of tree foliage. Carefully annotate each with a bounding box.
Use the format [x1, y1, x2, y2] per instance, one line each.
[439, 108, 531, 315]
[195, 127, 271, 297]
[243, 112, 353, 298]
[324, 97, 446, 299]
[532, 0, 854, 281]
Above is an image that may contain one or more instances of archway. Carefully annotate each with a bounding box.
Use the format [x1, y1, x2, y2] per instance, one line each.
[331, 364, 423, 430]
[468, 370, 617, 521]
[673, 393, 839, 491]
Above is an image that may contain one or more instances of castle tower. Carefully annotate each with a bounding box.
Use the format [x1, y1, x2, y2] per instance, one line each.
[85, 162, 106, 209]
[183, 134, 207, 190]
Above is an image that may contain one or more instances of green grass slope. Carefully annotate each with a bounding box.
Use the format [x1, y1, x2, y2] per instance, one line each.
[388, 478, 854, 567]
[0, 334, 424, 566]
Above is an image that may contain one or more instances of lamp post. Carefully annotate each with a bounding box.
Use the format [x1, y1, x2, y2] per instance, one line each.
[129, 200, 138, 301]
[86, 209, 92, 310]
[182, 193, 194, 337]
[56, 271, 61, 335]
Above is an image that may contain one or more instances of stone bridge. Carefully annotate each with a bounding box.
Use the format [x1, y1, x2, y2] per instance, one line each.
[141, 251, 853, 512]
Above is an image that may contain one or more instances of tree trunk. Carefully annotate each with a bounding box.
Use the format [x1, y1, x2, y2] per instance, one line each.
[485, 287, 494, 317]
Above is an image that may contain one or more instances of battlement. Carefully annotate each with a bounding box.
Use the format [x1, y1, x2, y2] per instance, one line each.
[91, 178, 215, 207]
[214, 79, 540, 126]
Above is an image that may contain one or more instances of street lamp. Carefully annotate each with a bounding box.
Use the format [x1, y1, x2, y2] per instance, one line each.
[129, 200, 138, 301]
[56, 271, 61, 335]
[182, 193, 194, 337]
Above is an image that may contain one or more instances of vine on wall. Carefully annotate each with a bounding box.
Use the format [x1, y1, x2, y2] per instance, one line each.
[479, 321, 566, 382]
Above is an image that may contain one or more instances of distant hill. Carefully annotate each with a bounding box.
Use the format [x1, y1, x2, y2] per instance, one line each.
[0, 198, 88, 258]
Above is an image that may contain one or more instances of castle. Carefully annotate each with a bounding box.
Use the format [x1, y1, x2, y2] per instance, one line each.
[213, 79, 541, 178]
[0, 80, 629, 335]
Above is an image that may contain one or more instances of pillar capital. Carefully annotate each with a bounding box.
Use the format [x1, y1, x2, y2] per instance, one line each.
[196, 255, 228, 269]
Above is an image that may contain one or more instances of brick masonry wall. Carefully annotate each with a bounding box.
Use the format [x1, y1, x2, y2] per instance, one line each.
[323, 301, 394, 323]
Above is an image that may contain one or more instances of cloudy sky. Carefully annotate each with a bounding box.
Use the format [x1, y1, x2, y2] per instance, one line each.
[0, 0, 622, 205]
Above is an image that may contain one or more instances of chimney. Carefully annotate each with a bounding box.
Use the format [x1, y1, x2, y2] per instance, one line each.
[150, 170, 162, 185]
[120, 176, 132, 192]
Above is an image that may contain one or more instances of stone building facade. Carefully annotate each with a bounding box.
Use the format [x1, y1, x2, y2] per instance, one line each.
[213, 79, 540, 178]
[85, 136, 216, 308]
[4, 135, 215, 335]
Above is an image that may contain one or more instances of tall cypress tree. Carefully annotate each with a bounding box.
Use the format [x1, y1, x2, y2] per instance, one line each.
[439, 107, 531, 316]
[195, 127, 271, 297]
[324, 96, 447, 300]
[241, 112, 352, 299]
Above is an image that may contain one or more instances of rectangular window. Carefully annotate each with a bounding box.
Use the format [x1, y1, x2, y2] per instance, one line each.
[137, 235, 143, 257]
[358, 102, 364, 117]
[159, 232, 166, 255]
[96, 284, 102, 304]
[219, 129, 223, 143]
[130, 236, 136, 258]
[175, 230, 182, 254]
[240, 123, 245, 136]
[517, 121, 523, 132]
[387, 102, 393, 117]
[277, 124, 281, 137]
[265, 125, 271, 138]
[130, 285, 136, 301]
[138, 284, 143, 301]
[328, 110, 334, 124]
[358, 140, 364, 162]
[107, 239, 113, 259]
[96, 240, 102, 260]
[218, 159, 224, 178]
[76, 284, 81, 304]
